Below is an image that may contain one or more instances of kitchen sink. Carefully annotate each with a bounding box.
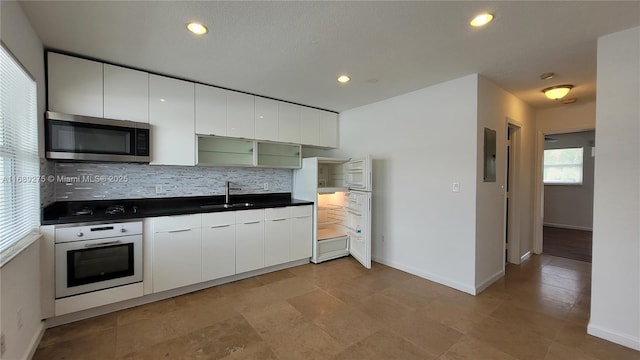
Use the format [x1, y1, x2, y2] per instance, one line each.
[199, 202, 254, 210]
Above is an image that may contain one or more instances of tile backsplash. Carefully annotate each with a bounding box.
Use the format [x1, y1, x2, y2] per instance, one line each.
[50, 162, 293, 201]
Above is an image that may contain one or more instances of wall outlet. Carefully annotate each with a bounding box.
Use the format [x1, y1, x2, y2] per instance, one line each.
[263, 182, 269, 191]
[155, 184, 163, 194]
[452, 182, 460, 193]
[1, 333, 5, 355]
[17, 307, 23, 330]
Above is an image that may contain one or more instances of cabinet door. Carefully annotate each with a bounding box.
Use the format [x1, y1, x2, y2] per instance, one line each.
[227, 91, 255, 139]
[104, 64, 149, 122]
[236, 218, 264, 273]
[277, 102, 301, 143]
[265, 207, 291, 266]
[153, 228, 202, 292]
[254, 97, 278, 141]
[319, 111, 338, 148]
[48, 52, 103, 117]
[195, 84, 227, 135]
[291, 207, 313, 261]
[300, 107, 320, 146]
[202, 224, 236, 281]
[149, 75, 195, 165]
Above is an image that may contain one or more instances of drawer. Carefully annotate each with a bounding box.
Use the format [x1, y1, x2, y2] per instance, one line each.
[265, 207, 290, 220]
[318, 236, 348, 254]
[290, 205, 312, 218]
[202, 211, 236, 227]
[235, 209, 265, 224]
[153, 214, 201, 233]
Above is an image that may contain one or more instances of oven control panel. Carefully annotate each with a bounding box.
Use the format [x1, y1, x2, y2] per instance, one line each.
[55, 221, 143, 243]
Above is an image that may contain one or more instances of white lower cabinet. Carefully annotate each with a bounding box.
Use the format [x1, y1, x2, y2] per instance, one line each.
[265, 208, 291, 267]
[235, 209, 265, 273]
[201, 212, 236, 281]
[152, 214, 202, 292]
[150, 206, 311, 294]
[291, 206, 313, 260]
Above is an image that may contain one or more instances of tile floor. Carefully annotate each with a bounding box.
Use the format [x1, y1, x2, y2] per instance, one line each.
[34, 255, 639, 360]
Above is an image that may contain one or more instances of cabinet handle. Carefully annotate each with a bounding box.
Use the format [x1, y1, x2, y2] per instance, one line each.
[85, 240, 121, 248]
[294, 216, 311, 219]
[271, 218, 287, 222]
[167, 228, 191, 233]
[210, 224, 231, 228]
[243, 221, 261, 225]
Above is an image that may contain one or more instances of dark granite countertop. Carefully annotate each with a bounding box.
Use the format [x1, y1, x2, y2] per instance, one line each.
[41, 193, 313, 225]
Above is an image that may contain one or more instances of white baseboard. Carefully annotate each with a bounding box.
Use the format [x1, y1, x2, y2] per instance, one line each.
[372, 256, 476, 295]
[587, 322, 640, 351]
[475, 270, 504, 294]
[543, 222, 593, 231]
[521, 251, 532, 262]
[25, 321, 45, 360]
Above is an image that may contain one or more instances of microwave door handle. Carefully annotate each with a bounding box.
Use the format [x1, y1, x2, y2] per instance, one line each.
[84, 240, 122, 248]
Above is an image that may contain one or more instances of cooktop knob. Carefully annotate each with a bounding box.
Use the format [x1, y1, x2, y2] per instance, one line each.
[77, 232, 84, 237]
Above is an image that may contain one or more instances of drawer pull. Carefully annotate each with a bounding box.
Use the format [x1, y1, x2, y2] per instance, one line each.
[167, 228, 191, 233]
[243, 221, 261, 225]
[271, 218, 287, 222]
[210, 224, 231, 228]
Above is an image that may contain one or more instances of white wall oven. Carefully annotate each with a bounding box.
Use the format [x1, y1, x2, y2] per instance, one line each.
[55, 221, 143, 298]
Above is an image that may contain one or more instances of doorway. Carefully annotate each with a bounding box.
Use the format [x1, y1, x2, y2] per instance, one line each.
[540, 130, 595, 262]
[505, 121, 522, 264]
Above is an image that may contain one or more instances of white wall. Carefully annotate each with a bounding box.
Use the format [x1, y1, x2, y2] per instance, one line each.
[588, 27, 640, 350]
[336, 75, 479, 294]
[543, 131, 595, 230]
[0, 1, 46, 359]
[476, 76, 535, 287]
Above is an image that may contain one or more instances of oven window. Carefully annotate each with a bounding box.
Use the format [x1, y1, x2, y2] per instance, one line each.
[67, 243, 134, 287]
[49, 120, 132, 154]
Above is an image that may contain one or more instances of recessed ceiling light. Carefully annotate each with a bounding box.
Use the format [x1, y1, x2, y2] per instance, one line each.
[187, 22, 208, 35]
[542, 85, 574, 100]
[160, 98, 166, 102]
[470, 13, 494, 27]
[337, 75, 351, 83]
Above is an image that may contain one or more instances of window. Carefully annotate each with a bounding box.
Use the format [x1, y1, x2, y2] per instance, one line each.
[543, 147, 584, 185]
[0, 45, 40, 261]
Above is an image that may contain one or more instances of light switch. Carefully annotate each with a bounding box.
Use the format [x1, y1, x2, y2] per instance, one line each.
[452, 182, 460, 193]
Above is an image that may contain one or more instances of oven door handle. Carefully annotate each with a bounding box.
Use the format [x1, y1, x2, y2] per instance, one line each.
[84, 240, 122, 248]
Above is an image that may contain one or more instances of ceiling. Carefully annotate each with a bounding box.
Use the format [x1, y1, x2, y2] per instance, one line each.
[18, 1, 640, 112]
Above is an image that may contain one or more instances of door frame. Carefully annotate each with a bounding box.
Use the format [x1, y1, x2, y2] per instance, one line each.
[532, 127, 595, 254]
[505, 118, 522, 264]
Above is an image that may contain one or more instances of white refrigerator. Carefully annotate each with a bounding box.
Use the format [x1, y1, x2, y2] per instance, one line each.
[293, 156, 372, 268]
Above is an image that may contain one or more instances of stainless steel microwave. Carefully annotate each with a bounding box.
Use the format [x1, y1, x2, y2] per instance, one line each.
[45, 111, 150, 163]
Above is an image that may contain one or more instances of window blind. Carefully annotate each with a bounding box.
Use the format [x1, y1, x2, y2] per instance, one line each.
[0, 45, 40, 256]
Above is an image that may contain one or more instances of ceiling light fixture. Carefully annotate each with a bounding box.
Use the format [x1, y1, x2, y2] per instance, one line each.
[470, 13, 494, 27]
[562, 98, 578, 104]
[187, 22, 208, 35]
[542, 85, 574, 100]
[337, 75, 351, 83]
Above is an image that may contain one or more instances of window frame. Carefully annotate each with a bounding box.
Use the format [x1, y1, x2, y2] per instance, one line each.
[543, 146, 585, 186]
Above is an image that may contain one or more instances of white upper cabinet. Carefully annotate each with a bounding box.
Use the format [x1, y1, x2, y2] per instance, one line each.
[149, 75, 195, 166]
[227, 91, 255, 139]
[319, 111, 338, 148]
[195, 84, 227, 135]
[254, 97, 279, 141]
[103, 64, 149, 123]
[300, 107, 320, 146]
[278, 102, 301, 144]
[48, 53, 103, 117]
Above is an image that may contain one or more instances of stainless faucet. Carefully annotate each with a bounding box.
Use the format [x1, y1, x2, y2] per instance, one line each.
[225, 181, 241, 204]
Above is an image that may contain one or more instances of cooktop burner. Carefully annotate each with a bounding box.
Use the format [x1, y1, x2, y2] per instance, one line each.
[105, 205, 125, 215]
[70, 207, 94, 216]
